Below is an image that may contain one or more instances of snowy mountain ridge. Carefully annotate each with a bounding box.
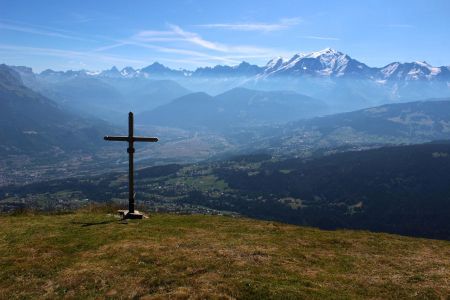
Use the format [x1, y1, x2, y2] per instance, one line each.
[16, 48, 450, 82]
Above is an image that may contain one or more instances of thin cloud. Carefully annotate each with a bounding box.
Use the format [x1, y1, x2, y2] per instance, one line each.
[93, 42, 129, 52]
[0, 21, 94, 42]
[0, 44, 145, 65]
[168, 24, 227, 51]
[197, 17, 301, 32]
[1, 19, 289, 69]
[93, 39, 241, 65]
[130, 24, 277, 56]
[301, 35, 340, 41]
[126, 40, 233, 61]
[132, 25, 227, 52]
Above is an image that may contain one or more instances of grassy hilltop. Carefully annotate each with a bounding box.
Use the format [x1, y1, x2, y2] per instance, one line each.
[0, 208, 449, 299]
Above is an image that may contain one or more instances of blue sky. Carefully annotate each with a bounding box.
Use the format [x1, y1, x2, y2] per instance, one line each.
[1, 0, 449, 71]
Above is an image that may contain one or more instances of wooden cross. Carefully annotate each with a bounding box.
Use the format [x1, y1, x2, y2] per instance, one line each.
[104, 112, 158, 219]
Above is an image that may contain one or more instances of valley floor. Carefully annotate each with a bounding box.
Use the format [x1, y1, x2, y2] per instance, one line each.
[0, 208, 449, 299]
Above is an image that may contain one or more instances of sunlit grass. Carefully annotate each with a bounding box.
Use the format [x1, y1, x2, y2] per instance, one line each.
[0, 208, 449, 299]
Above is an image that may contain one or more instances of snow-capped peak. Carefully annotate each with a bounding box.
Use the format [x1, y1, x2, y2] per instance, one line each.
[380, 62, 401, 78]
[86, 70, 101, 76]
[415, 61, 432, 68]
[306, 47, 342, 59]
[265, 56, 284, 69]
[120, 66, 136, 77]
[258, 48, 373, 78]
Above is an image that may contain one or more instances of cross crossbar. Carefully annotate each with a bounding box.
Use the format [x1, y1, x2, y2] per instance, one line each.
[104, 136, 159, 142]
[104, 136, 129, 141]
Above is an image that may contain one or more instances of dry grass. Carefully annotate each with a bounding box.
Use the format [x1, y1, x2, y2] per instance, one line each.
[0, 211, 449, 299]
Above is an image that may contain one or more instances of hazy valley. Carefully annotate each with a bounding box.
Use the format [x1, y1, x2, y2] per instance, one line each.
[1, 48, 450, 241]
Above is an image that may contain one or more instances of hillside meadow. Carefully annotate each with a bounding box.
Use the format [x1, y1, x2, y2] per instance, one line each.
[0, 207, 449, 299]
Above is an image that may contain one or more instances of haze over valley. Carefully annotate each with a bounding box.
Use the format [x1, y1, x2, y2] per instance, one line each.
[3, 47, 450, 180]
[1, 45, 450, 240]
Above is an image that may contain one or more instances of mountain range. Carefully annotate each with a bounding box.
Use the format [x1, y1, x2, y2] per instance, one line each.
[4, 57, 450, 158]
[8, 48, 450, 115]
[259, 48, 450, 81]
[16, 48, 450, 82]
[3, 48, 450, 160]
[11, 65, 191, 122]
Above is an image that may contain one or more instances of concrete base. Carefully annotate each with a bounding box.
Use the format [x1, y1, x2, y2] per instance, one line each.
[117, 210, 147, 219]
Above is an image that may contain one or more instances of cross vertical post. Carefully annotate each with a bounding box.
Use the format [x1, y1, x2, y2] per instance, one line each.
[128, 112, 135, 213]
[104, 112, 158, 219]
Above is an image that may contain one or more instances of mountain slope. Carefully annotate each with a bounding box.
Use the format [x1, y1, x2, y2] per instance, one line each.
[138, 92, 217, 128]
[210, 143, 450, 239]
[138, 88, 327, 129]
[0, 210, 448, 298]
[104, 77, 190, 111]
[214, 87, 327, 123]
[0, 64, 110, 154]
[266, 98, 450, 152]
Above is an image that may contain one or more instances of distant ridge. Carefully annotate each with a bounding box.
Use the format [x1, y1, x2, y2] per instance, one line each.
[138, 87, 327, 128]
[11, 48, 449, 82]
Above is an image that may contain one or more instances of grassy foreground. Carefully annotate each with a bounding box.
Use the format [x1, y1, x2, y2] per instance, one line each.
[0, 209, 449, 299]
